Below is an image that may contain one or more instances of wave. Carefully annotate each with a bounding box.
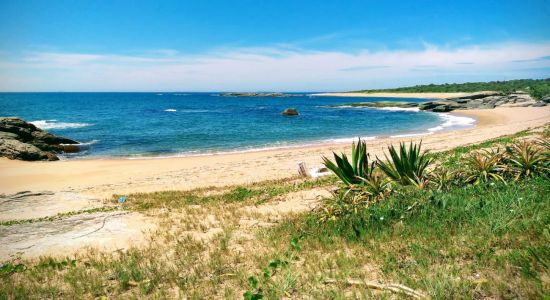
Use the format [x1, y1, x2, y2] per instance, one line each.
[428, 113, 476, 133]
[30, 120, 92, 130]
[164, 109, 177, 112]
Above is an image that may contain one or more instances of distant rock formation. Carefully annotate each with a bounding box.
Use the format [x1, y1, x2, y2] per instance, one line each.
[0, 117, 79, 161]
[330, 91, 548, 113]
[221, 92, 297, 97]
[419, 91, 546, 112]
[281, 108, 300, 116]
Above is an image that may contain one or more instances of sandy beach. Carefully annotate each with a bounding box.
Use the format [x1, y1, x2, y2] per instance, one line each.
[312, 91, 496, 99]
[1, 106, 549, 199]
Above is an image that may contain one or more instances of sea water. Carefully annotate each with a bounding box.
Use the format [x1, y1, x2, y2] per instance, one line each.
[0, 93, 475, 158]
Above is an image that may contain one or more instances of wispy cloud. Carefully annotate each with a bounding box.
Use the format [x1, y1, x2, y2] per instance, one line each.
[1, 42, 550, 91]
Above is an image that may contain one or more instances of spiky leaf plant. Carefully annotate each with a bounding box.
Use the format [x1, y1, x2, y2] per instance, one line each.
[376, 141, 433, 188]
[506, 140, 548, 180]
[323, 138, 376, 186]
[465, 149, 506, 185]
[429, 167, 459, 191]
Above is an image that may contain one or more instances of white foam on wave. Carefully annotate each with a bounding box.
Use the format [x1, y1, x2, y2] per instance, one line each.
[164, 109, 177, 112]
[428, 113, 476, 133]
[30, 120, 92, 130]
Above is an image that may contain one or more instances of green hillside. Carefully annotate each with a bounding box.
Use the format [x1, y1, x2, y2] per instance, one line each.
[355, 78, 550, 99]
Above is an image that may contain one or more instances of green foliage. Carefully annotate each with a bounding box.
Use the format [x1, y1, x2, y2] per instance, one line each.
[303, 176, 550, 298]
[243, 237, 302, 299]
[465, 149, 507, 184]
[377, 141, 433, 188]
[506, 140, 548, 179]
[354, 78, 550, 99]
[323, 138, 376, 186]
[0, 263, 26, 277]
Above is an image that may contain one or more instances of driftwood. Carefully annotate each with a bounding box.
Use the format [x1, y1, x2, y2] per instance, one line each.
[324, 278, 428, 299]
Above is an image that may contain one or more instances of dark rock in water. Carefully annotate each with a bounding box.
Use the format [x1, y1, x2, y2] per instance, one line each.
[0, 117, 79, 161]
[281, 108, 299, 116]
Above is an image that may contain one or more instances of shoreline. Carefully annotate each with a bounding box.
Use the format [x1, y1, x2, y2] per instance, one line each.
[0, 107, 549, 198]
[311, 91, 496, 99]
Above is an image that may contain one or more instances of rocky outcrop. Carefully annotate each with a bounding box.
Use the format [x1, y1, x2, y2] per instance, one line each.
[282, 108, 300, 116]
[418, 91, 546, 112]
[0, 117, 79, 161]
[332, 101, 418, 108]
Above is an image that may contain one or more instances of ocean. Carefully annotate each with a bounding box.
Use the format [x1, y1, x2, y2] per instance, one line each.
[0, 93, 475, 159]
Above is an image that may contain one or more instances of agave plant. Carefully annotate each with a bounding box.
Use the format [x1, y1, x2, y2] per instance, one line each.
[358, 172, 392, 200]
[506, 140, 548, 179]
[465, 149, 506, 184]
[323, 138, 376, 186]
[376, 141, 433, 188]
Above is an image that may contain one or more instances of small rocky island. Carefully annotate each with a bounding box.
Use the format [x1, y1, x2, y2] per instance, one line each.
[0, 117, 80, 161]
[281, 108, 300, 116]
[331, 91, 549, 112]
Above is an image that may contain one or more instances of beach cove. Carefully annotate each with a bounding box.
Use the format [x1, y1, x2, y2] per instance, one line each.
[2, 106, 549, 198]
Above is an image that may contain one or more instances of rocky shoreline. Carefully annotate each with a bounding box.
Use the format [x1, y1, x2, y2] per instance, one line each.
[331, 91, 549, 112]
[0, 117, 80, 161]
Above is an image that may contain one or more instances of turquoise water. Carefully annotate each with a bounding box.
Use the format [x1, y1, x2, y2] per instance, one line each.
[0, 93, 474, 158]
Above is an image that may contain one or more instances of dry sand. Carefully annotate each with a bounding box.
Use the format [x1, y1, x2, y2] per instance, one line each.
[0, 107, 549, 200]
[312, 91, 496, 99]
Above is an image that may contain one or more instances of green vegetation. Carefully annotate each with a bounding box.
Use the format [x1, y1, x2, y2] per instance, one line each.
[1, 128, 549, 299]
[354, 78, 550, 99]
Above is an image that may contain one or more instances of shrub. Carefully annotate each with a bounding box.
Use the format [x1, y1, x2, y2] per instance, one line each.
[505, 140, 548, 180]
[377, 141, 433, 188]
[322, 138, 376, 186]
[465, 149, 506, 184]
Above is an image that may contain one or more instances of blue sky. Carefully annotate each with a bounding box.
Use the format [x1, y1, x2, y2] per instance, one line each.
[0, 0, 549, 91]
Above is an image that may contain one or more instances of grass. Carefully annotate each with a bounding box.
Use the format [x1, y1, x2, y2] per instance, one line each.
[1, 129, 549, 299]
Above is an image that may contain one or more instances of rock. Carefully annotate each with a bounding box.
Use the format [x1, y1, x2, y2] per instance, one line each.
[0, 138, 58, 161]
[431, 105, 453, 112]
[419, 100, 460, 112]
[532, 102, 547, 107]
[0, 117, 79, 161]
[332, 101, 418, 108]
[539, 95, 550, 103]
[282, 108, 299, 116]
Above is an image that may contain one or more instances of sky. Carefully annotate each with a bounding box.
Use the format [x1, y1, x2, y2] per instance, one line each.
[0, 0, 549, 92]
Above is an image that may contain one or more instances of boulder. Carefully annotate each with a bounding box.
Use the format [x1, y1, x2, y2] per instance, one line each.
[0, 117, 79, 161]
[282, 108, 299, 116]
[0, 138, 58, 161]
[431, 105, 453, 112]
[540, 95, 550, 103]
[532, 102, 547, 107]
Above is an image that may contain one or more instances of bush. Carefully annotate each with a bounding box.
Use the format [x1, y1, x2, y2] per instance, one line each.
[377, 141, 433, 188]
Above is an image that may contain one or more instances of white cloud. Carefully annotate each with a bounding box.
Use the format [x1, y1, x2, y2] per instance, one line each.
[1, 42, 549, 91]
